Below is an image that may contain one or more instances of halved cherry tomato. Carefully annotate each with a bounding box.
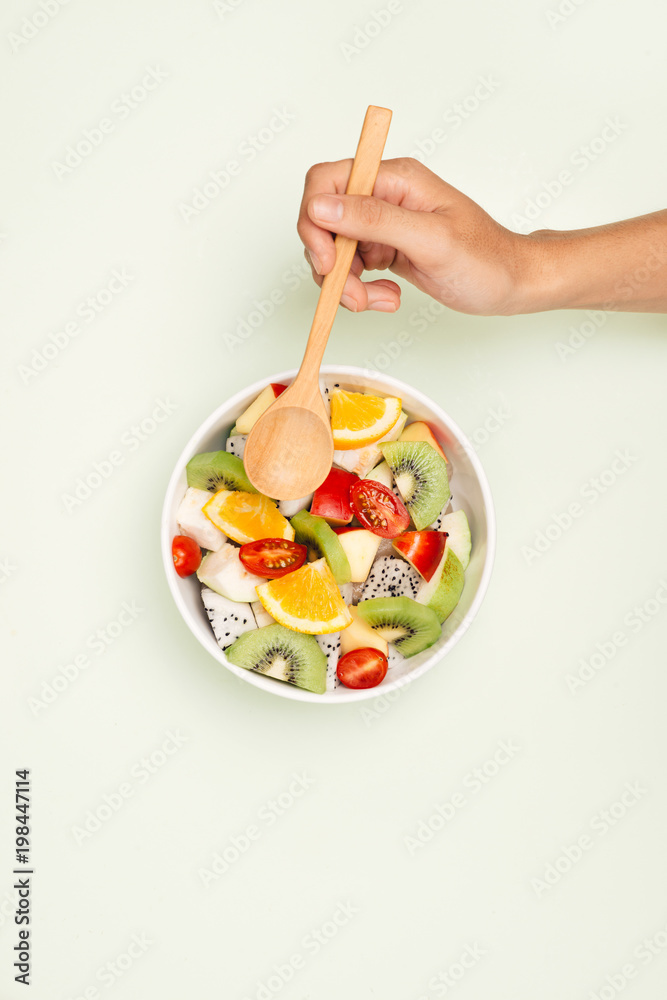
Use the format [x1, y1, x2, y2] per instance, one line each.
[239, 538, 307, 578]
[349, 480, 410, 538]
[270, 383, 288, 397]
[337, 648, 388, 689]
[172, 535, 202, 577]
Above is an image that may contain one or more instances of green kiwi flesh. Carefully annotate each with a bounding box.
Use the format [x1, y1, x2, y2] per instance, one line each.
[380, 441, 449, 530]
[186, 451, 257, 493]
[225, 624, 326, 694]
[356, 596, 441, 657]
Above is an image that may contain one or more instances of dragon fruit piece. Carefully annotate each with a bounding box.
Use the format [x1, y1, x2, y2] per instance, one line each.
[225, 434, 247, 459]
[429, 502, 454, 531]
[320, 380, 341, 418]
[360, 556, 421, 601]
[316, 632, 341, 690]
[201, 587, 257, 650]
[387, 646, 405, 669]
[375, 536, 399, 560]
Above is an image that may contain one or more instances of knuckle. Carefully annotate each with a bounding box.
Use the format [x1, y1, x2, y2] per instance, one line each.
[305, 161, 329, 184]
[358, 196, 386, 229]
[396, 156, 425, 174]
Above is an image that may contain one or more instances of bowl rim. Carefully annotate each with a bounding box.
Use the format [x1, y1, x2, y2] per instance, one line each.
[161, 365, 496, 704]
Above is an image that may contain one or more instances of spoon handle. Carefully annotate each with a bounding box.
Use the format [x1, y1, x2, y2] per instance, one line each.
[297, 105, 392, 388]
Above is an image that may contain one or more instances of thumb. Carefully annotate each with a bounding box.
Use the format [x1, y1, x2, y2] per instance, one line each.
[308, 193, 426, 258]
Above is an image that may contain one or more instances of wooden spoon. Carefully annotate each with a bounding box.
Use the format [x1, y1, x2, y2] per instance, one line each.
[243, 105, 392, 500]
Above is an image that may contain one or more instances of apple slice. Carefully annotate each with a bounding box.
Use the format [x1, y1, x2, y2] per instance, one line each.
[392, 530, 447, 582]
[334, 527, 382, 582]
[400, 421, 447, 461]
[437, 510, 471, 570]
[279, 494, 314, 519]
[310, 468, 357, 526]
[235, 383, 288, 435]
[251, 600, 275, 627]
[340, 606, 388, 656]
[415, 541, 465, 623]
[197, 543, 267, 602]
[177, 487, 227, 552]
[367, 460, 393, 490]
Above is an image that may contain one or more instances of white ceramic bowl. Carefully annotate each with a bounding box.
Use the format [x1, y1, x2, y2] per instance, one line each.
[162, 366, 495, 703]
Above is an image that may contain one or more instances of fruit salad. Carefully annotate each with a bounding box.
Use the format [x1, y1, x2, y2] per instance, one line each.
[171, 381, 472, 695]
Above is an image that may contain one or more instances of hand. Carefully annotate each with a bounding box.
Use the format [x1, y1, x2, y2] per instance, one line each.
[298, 157, 667, 316]
[297, 157, 535, 316]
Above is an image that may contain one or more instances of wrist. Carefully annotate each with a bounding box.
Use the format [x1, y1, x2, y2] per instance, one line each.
[505, 230, 573, 314]
[499, 210, 667, 315]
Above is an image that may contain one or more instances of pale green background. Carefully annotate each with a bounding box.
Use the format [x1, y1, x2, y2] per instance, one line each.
[2, 0, 667, 997]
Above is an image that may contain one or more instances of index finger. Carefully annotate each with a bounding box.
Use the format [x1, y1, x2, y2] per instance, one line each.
[296, 157, 455, 273]
[296, 159, 354, 275]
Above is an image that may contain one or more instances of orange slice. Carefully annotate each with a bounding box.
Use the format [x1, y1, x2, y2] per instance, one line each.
[330, 390, 402, 450]
[256, 558, 353, 634]
[203, 491, 294, 545]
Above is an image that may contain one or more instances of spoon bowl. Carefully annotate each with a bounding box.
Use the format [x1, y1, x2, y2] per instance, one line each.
[242, 390, 333, 500]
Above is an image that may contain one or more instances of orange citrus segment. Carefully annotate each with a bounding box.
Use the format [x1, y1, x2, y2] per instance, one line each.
[330, 390, 402, 450]
[203, 491, 294, 545]
[256, 558, 353, 634]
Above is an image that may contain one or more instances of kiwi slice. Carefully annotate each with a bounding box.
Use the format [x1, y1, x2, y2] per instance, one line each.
[381, 441, 450, 530]
[356, 596, 441, 658]
[186, 451, 257, 493]
[290, 510, 351, 585]
[226, 624, 326, 694]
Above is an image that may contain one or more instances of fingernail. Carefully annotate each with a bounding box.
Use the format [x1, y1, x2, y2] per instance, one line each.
[340, 293, 357, 311]
[312, 195, 343, 223]
[306, 249, 322, 274]
[369, 300, 397, 312]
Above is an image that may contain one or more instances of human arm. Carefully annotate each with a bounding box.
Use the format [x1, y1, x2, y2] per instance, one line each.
[296, 157, 667, 315]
